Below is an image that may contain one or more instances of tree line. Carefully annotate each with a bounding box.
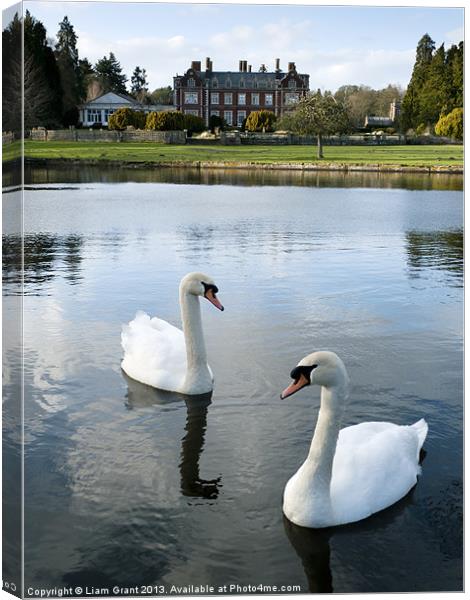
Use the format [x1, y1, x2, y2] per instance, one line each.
[2, 11, 172, 132]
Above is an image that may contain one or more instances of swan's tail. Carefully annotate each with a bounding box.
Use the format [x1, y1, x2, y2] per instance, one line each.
[411, 418, 428, 451]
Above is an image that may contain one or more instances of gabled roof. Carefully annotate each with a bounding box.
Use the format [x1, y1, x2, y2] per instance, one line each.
[80, 91, 139, 108]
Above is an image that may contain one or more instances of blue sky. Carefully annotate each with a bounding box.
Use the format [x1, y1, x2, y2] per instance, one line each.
[6, 1, 466, 91]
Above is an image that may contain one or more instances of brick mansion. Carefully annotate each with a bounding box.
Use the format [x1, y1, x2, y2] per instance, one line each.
[174, 58, 310, 127]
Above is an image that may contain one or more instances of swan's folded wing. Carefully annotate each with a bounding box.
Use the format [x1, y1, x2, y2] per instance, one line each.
[331, 422, 423, 524]
[121, 311, 187, 390]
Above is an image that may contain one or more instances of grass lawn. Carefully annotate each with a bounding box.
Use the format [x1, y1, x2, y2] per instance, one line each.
[21, 140, 464, 167]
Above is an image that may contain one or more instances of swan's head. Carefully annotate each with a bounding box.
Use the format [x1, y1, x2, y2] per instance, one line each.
[280, 351, 348, 399]
[180, 272, 224, 311]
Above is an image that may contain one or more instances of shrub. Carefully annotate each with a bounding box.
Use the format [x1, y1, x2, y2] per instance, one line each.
[245, 110, 277, 132]
[435, 108, 463, 141]
[183, 114, 206, 135]
[108, 108, 146, 130]
[146, 110, 185, 131]
[209, 114, 224, 133]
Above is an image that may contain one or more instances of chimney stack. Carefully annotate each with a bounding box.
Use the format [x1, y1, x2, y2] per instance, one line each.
[248, 65, 252, 72]
[288, 62, 296, 72]
[191, 60, 201, 71]
[206, 57, 212, 71]
[275, 58, 280, 72]
[239, 60, 243, 71]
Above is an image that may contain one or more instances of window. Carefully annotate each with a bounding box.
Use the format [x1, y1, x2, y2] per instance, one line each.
[225, 78, 232, 88]
[237, 110, 246, 127]
[87, 109, 102, 123]
[104, 109, 115, 122]
[224, 93, 233, 105]
[184, 92, 198, 104]
[239, 79, 245, 88]
[211, 92, 220, 104]
[184, 109, 199, 116]
[285, 92, 300, 105]
[187, 77, 196, 87]
[265, 94, 273, 106]
[288, 79, 297, 89]
[212, 78, 218, 88]
[210, 110, 220, 117]
[238, 93, 246, 105]
[224, 110, 233, 125]
[252, 93, 260, 106]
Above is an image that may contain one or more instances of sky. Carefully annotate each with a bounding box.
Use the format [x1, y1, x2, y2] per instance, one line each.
[2, 0, 466, 92]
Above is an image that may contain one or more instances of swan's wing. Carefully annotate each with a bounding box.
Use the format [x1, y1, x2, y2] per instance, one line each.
[121, 311, 187, 390]
[331, 421, 425, 524]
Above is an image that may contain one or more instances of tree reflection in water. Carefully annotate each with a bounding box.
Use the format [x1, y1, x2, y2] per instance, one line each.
[405, 229, 463, 284]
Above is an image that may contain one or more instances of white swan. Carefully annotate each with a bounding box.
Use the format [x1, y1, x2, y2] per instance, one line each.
[121, 272, 224, 394]
[281, 351, 428, 528]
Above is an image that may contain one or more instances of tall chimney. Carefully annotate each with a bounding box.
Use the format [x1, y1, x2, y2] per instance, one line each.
[248, 65, 252, 73]
[239, 60, 243, 71]
[244, 60, 248, 72]
[275, 58, 280, 72]
[206, 57, 212, 71]
[191, 60, 201, 71]
[288, 62, 296, 72]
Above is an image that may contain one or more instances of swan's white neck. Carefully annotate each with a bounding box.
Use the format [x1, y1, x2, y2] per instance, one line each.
[305, 385, 345, 494]
[284, 378, 348, 526]
[180, 289, 212, 394]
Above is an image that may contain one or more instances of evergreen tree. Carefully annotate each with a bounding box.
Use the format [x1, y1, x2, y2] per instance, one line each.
[24, 10, 63, 127]
[94, 52, 128, 94]
[417, 44, 448, 126]
[130, 66, 148, 99]
[2, 12, 22, 133]
[446, 42, 463, 110]
[54, 16, 83, 124]
[400, 33, 435, 131]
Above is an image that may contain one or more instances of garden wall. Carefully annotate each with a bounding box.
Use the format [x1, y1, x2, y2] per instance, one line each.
[30, 129, 186, 144]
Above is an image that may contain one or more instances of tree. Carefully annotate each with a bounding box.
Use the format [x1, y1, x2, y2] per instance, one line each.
[2, 12, 22, 133]
[54, 16, 83, 124]
[278, 90, 349, 158]
[417, 44, 449, 127]
[435, 108, 463, 140]
[149, 86, 173, 105]
[245, 110, 276, 132]
[94, 52, 127, 94]
[400, 34, 435, 131]
[23, 10, 63, 127]
[183, 114, 206, 135]
[130, 66, 148, 100]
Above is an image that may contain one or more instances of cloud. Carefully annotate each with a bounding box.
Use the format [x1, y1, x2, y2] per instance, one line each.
[76, 18, 415, 91]
[444, 27, 464, 45]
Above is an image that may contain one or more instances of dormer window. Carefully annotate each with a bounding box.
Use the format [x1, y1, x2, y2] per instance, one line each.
[187, 77, 196, 87]
[239, 78, 245, 89]
[288, 79, 297, 89]
[225, 78, 232, 88]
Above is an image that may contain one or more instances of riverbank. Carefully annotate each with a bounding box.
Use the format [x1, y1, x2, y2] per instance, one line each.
[21, 141, 463, 173]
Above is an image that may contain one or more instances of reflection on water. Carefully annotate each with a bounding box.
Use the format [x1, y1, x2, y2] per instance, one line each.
[124, 376, 222, 501]
[406, 229, 463, 284]
[3, 233, 84, 293]
[12, 162, 464, 191]
[3, 177, 462, 593]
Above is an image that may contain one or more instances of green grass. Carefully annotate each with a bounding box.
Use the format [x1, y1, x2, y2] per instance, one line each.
[2, 140, 22, 162]
[22, 140, 463, 167]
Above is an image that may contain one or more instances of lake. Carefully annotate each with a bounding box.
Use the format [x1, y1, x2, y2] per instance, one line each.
[2, 167, 463, 594]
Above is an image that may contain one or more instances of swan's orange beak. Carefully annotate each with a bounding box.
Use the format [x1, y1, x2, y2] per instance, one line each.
[281, 373, 309, 399]
[205, 288, 224, 311]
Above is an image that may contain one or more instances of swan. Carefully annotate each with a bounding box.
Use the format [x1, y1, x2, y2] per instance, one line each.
[281, 351, 428, 528]
[121, 272, 224, 394]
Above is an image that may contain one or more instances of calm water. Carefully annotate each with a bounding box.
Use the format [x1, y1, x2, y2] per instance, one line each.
[3, 168, 463, 594]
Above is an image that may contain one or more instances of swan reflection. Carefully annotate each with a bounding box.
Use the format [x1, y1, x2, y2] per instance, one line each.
[123, 373, 221, 500]
[284, 486, 418, 593]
